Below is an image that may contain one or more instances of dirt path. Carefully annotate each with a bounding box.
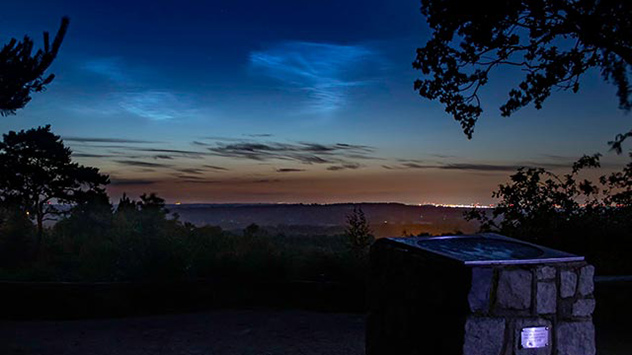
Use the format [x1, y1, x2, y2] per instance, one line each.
[0, 310, 365, 355]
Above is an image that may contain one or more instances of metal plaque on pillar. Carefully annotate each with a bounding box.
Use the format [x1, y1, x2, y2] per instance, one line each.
[520, 327, 549, 349]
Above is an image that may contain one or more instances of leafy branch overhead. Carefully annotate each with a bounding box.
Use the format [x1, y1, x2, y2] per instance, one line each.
[0, 17, 69, 116]
[414, 0, 631, 139]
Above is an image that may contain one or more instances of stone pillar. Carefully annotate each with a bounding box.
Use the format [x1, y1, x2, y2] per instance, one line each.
[464, 263, 596, 355]
[556, 264, 596, 355]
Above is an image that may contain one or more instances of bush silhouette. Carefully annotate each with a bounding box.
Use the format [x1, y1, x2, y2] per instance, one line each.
[466, 154, 632, 274]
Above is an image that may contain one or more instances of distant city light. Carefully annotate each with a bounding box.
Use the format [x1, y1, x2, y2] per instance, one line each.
[421, 202, 494, 209]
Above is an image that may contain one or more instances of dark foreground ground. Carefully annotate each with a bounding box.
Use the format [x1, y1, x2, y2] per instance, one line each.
[0, 310, 365, 355]
[0, 278, 629, 354]
[1, 309, 630, 355]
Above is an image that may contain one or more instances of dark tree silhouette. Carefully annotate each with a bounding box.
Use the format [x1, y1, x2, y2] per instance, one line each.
[113, 192, 173, 239]
[345, 206, 374, 255]
[0, 204, 35, 268]
[413, 0, 631, 144]
[0, 125, 109, 242]
[465, 153, 632, 273]
[243, 223, 261, 237]
[0, 17, 69, 116]
[138, 193, 169, 215]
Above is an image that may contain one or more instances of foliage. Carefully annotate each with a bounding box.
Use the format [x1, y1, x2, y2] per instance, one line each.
[0, 17, 69, 116]
[0, 205, 35, 269]
[414, 0, 632, 141]
[243, 223, 264, 237]
[466, 154, 632, 274]
[344, 206, 375, 256]
[108, 193, 188, 280]
[0, 125, 110, 240]
[0, 190, 365, 283]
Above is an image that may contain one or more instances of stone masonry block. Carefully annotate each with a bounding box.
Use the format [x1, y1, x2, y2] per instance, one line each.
[556, 321, 596, 355]
[536, 282, 557, 314]
[560, 271, 577, 298]
[496, 269, 532, 310]
[463, 317, 505, 355]
[578, 265, 595, 296]
[468, 268, 494, 313]
[572, 298, 596, 317]
[536, 266, 556, 281]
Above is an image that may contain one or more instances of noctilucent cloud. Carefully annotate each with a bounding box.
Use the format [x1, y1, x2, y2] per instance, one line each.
[0, 0, 629, 205]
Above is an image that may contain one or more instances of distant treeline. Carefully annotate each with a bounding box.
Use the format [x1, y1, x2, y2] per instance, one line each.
[0, 193, 371, 283]
[169, 203, 480, 236]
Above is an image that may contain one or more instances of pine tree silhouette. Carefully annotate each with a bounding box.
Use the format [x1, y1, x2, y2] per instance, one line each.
[0, 17, 69, 116]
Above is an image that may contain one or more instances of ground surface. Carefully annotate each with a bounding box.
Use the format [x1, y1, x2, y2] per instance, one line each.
[1, 309, 628, 355]
[0, 310, 365, 355]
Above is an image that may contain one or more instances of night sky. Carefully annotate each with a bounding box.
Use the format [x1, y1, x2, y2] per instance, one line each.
[1, 0, 629, 204]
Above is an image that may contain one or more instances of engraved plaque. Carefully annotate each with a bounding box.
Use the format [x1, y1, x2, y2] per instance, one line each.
[521, 327, 549, 349]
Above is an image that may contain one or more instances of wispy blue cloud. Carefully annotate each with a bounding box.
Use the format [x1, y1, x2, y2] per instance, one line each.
[83, 57, 130, 83]
[250, 41, 383, 113]
[80, 58, 198, 121]
[116, 91, 195, 121]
